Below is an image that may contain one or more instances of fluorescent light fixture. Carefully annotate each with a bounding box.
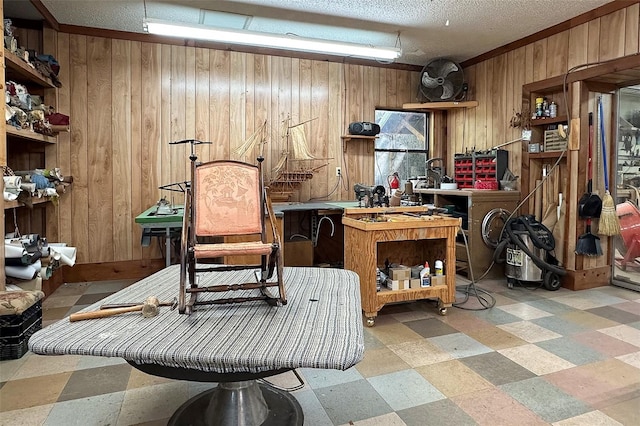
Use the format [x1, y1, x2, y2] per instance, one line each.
[143, 18, 402, 61]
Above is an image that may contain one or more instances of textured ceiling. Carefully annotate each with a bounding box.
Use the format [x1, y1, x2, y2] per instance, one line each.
[5, 0, 613, 66]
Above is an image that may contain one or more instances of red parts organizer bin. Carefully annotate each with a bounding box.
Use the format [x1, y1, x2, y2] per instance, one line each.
[454, 150, 509, 189]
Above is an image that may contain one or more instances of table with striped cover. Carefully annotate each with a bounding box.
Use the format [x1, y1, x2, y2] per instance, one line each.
[29, 266, 365, 375]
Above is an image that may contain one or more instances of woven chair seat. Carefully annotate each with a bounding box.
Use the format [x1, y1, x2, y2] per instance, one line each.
[194, 241, 275, 258]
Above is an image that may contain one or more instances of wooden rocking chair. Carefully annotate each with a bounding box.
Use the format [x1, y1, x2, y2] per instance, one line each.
[178, 150, 285, 314]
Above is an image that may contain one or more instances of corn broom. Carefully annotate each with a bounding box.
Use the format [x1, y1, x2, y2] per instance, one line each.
[597, 97, 620, 236]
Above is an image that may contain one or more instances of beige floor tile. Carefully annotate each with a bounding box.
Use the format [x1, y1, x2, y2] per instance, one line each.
[0, 352, 31, 382]
[11, 353, 81, 380]
[41, 306, 73, 321]
[0, 403, 53, 426]
[437, 310, 493, 332]
[339, 411, 407, 425]
[355, 347, 411, 378]
[464, 324, 528, 350]
[598, 324, 640, 348]
[416, 359, 492, 397]
[452, 387, 547, 425]
[42, 294, 82, 309]
[615, 351, 640, 369]
[387, 339, 452, 368]
[497, 320, 562, 343]
[553, 294, 606, 310]
[497, 303, 554, 320]
[389, 309, 434, 323]
[600, 396, 640, 426]
[552, 410, 624, 425]
[127, 367, 175, 389]
[116, 381, 189, 426]
[498, 344, 575, 375]
[47, 283, 89, 297]
[0, 372, 72, 412]
[366, 322, 423, 346]
[561, 310, 620, 330]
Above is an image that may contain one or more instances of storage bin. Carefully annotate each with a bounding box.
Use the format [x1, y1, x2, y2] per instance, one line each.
[0, 300, 42, 360]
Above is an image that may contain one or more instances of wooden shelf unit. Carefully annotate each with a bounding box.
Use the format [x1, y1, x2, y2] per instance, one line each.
[343, 208, 459, 326]
[341, 135, 377, 152]
[4, 48, 56, 88]
[402, 100, 478, 110]
[3, 32, 62, 262]
[5, 126, 57, 144]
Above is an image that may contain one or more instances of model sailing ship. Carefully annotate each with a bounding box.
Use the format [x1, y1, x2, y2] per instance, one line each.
[234, 116, 325, 201]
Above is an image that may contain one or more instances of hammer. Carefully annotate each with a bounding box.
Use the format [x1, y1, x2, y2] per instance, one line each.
[100, 297, 178, 310]
[69, 296, 161, 322]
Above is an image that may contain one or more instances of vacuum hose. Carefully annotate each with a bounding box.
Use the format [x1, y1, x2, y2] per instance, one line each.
[494, 215, 566, 277]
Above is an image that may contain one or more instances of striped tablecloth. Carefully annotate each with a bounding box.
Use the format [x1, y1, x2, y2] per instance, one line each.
[29, 266, 364, 374]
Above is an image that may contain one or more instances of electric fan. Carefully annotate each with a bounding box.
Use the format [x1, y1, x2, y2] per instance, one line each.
[419, 58, 466, 101]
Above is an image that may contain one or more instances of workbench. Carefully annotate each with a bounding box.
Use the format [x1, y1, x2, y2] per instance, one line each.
[135, 205, 184, 267]
[342, 207, 460, 326]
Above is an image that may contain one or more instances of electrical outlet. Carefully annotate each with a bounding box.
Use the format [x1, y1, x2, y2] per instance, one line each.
[336, 167, 341, 177]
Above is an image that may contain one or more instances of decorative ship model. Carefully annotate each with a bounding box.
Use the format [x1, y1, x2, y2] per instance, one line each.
[234, 116, 326, 201]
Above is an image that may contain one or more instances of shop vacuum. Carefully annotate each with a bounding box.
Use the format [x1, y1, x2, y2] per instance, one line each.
[493, 215, 566, 290]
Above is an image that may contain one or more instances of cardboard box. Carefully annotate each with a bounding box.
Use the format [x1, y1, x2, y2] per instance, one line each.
[388, 279, 411, 290]
[431, 275, 446, 286]
[389, 267, 411, 281]
[284, 240, 314, 266]
[410, 278, 421, 289]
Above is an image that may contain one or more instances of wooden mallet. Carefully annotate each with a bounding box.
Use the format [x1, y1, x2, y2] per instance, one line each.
[69, 296, 160, 322]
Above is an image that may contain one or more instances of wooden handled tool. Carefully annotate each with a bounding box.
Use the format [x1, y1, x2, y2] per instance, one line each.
[69, 296, 160, 322]
[100, 297, 177, 310]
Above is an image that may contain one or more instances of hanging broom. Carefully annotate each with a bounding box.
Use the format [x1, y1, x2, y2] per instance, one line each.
[597, 97, 620, 236]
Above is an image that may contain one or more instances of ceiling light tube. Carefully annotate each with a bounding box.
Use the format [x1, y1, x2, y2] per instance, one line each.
[144, 19, 402, 61]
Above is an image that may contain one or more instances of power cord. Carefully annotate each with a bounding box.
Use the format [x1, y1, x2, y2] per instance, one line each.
[453, 224, 496, 310]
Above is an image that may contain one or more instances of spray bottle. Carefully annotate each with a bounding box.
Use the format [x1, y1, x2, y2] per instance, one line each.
[420, 261, 431, 287]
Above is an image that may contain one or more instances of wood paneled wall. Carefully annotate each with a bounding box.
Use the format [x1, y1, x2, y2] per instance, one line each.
[32, 3, 639, 268]
[50, 35, 419, 264]
[448, 3, 640, 274]
[450, 3, 639, 173]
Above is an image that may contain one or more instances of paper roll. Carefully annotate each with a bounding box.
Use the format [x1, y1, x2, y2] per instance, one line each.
[6, 260, 41, 280]
[5, 243, 27, 258]
[3, 175, 22, 189]
[49, 245, 76, 267]
[41, 265, 53, 279]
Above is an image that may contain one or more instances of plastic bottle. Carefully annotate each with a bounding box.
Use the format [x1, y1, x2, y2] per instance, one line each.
[549, 101, 557, 118]
[435, 260, 443, 276]
[420, 262, 431, 287]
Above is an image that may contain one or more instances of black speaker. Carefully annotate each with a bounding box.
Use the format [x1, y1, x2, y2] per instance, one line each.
[349, 121, 380, 136]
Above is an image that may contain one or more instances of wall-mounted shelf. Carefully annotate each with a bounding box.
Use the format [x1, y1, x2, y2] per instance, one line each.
[529, 116, 568, 126]
[4, 48, 56, 88]
[402, 100, 478, 110]
[341, 135, 377, 152]
[528, 151, 567, 160]
[4, 197, 52, 210]
[6, 126, 57, 144]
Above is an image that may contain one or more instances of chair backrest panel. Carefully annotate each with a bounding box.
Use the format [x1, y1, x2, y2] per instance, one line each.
[194, 161, 263, 237]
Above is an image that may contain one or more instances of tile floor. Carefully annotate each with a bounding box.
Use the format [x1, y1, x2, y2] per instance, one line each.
[1, 276, 639, 425]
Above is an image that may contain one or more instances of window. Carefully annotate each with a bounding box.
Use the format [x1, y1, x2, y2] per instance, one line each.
[374, 109, 429, 190]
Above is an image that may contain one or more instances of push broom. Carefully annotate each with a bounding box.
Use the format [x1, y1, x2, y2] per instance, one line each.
[597, 97, 621, 236]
